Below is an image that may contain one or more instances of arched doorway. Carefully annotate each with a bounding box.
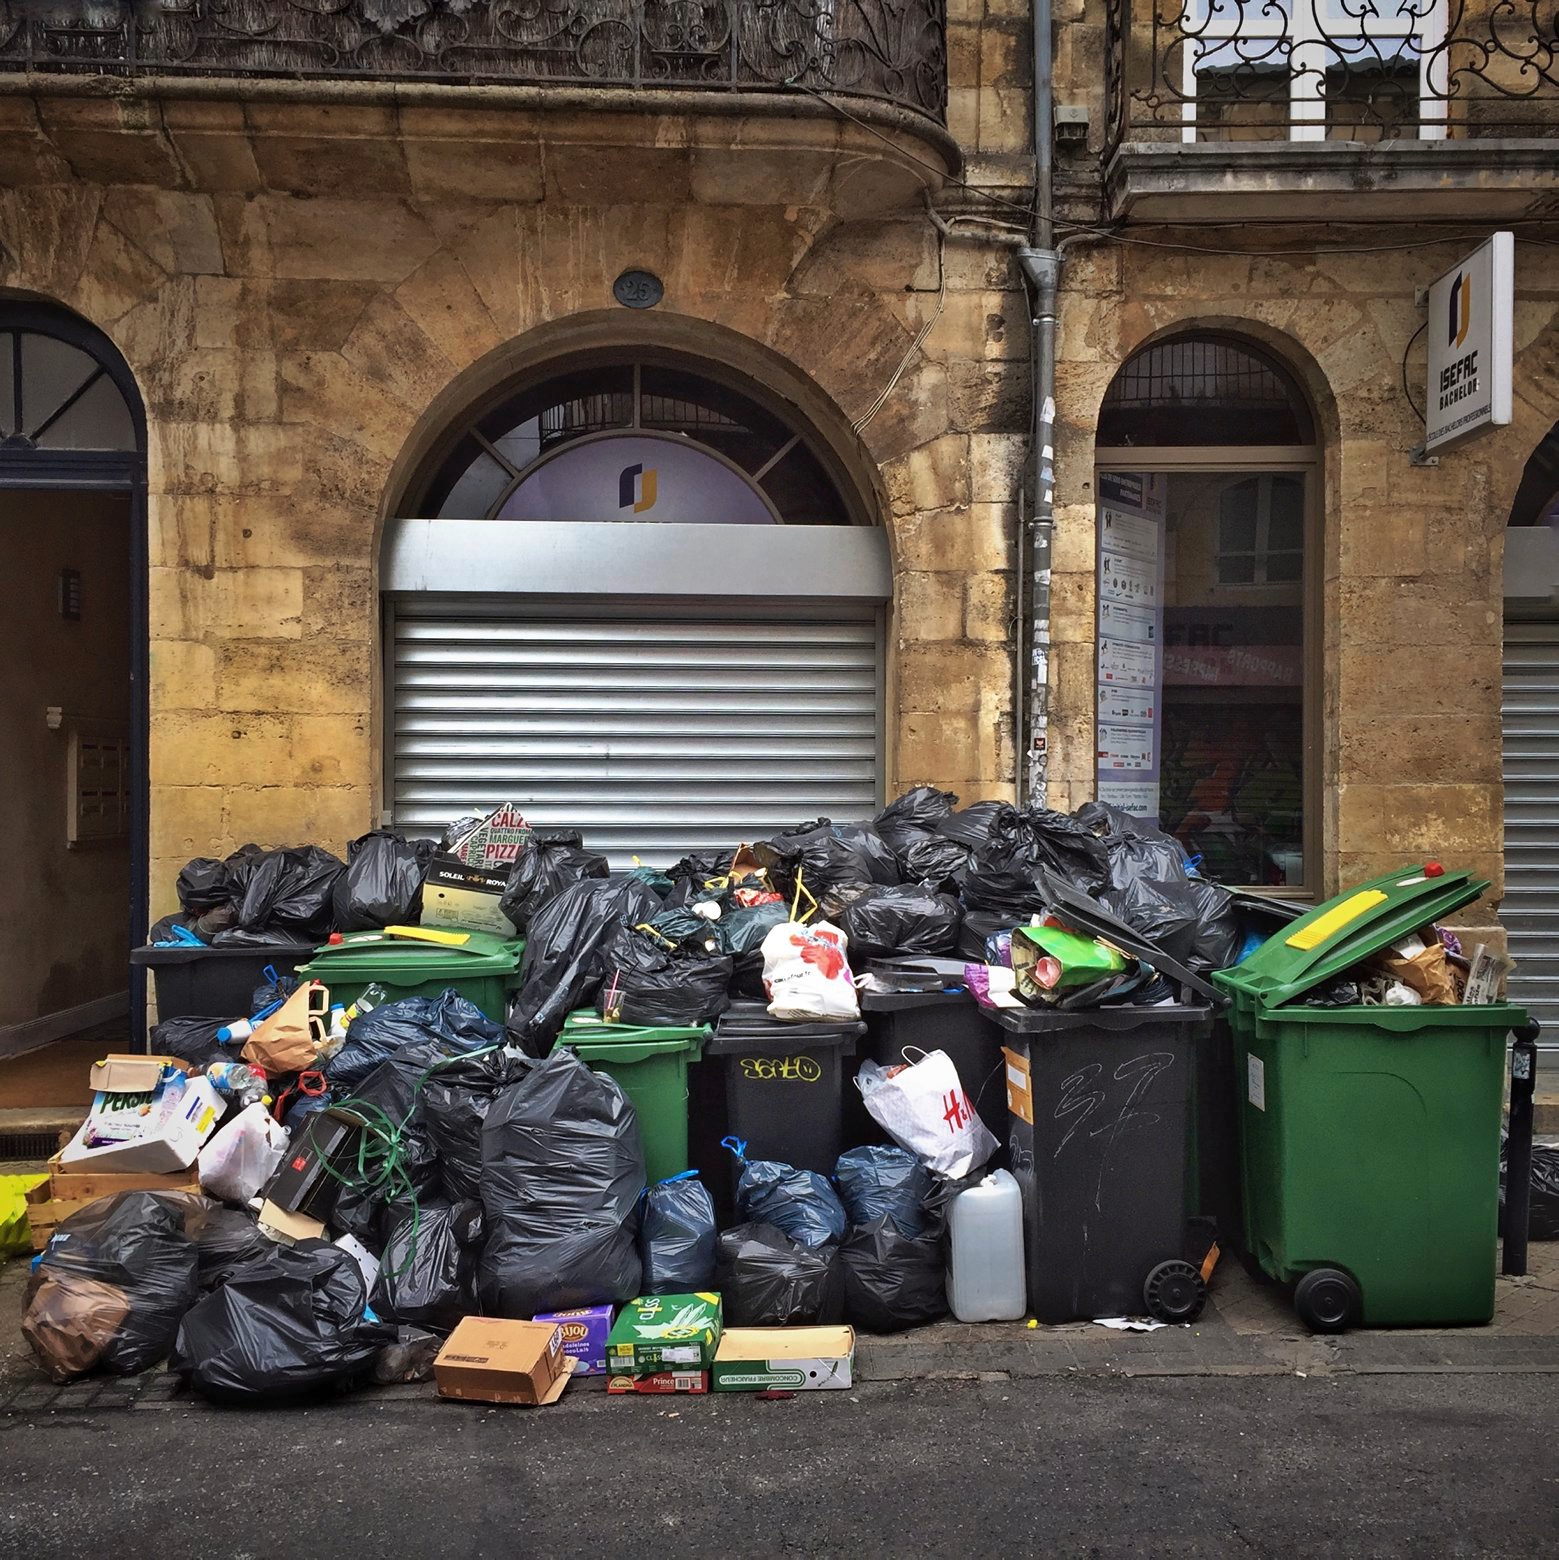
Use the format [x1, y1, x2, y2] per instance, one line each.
[1095, 333, 1320, 890]
[382, 354, 891, 863]
[1501, 420, 1559, 1066]
[0, 302, 148, 1059]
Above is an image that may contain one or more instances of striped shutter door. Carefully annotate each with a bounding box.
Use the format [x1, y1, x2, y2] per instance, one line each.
[388, 598, 883, 866]
[1501, 621, 1559, 1059]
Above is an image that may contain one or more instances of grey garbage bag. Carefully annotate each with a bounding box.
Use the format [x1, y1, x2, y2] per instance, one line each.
[730, 1145, 847, 1249]
[838, 1217, 948, 1334]
[478, 1050, 645, 1317]
[834, 1146, 933, 1236]
[639, 1174, 718, 1294]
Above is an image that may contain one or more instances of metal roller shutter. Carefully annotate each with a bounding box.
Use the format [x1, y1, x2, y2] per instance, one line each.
[387, 598, 884, 866]
[1501, 621, 1559, 1058]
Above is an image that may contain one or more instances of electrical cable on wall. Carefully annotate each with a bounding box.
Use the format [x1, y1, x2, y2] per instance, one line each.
[1401, 319, 1429, 426]
[854, 226, 947, 433]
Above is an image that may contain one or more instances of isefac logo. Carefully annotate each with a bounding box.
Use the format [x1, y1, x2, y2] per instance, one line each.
[1448, 270, 1471, 348]
[618, 462, 658, 513]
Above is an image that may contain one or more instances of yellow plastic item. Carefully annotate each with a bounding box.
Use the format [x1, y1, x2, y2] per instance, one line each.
[1285, 889, 1388, 952]
[382, 924, 473, 947]
[1, 1174, 47, 1259]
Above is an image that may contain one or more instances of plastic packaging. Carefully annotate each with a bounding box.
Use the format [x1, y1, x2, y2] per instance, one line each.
[198, 1102, 289, 1204]
[946, 1169, 1026, 1322]
[639, 1174, 719, 1294]
[171, 1240, 391, 1404]
[761, 920, 859, 1022]
[834, 1145, 933, 1236]
[838, 885, 962, 962]
[714, 1222, 843, 1327]
[856, 1050, 999, 1179]
[478, 1050, 646, 1317]
[332, 829, 431, 932]
[326, 990, 506, 1096]
[22, 1191, 207, 1381]
[151, 1015, 231, 1072]
[204, 1061, 269, 1109]
[731, 1150, 847, 1249]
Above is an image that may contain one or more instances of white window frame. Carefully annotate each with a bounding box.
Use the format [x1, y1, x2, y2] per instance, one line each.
[1179, 0, 1449, 142]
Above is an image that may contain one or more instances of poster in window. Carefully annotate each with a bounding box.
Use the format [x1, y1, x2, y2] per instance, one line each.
[1096, 472, 1165, 822]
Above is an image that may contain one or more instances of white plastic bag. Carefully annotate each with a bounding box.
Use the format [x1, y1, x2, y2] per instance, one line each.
[761, 920, 859, 1022]
[856, 1049, 998, 1178]
[197, 1103, 289, 1205]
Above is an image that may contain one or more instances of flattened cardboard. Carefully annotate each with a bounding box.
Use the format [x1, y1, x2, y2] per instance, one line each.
[434, 1318, 573, 1407]
[712, 1326, 855, 1392]
[605, 1370, 709, 1395]
[89, 1055, 179, 1095]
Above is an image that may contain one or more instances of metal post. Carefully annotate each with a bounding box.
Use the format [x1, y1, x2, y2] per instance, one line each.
[1502, 1020, 1540, 1277]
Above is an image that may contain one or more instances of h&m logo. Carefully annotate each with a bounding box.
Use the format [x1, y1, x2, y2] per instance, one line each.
[1448, 271, 1471, 348]
[618, 462, 658, 513]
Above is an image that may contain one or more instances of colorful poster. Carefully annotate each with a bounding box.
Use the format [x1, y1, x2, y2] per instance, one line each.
[1096, 472, 1165, 823]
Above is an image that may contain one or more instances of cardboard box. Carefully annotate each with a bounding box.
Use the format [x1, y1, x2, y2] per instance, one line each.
[24, 1159, 201, 1252]
[607, 1292, 722, 1374]
[256, 1201, 326, 1247]
[59, 1064, 224, 1174]
[259, 1109, 363, 1220]
[420, 855, 516, 937]
[434, 1318, 575, 1407]
[534, 1304, 613, 1376]
[712, 1327, 856, 1392]
[605, 1370, 710, 1396]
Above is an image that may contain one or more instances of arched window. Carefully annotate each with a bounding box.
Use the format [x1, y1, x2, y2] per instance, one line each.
[0, 327, 138, 453]
[414, 360, 859, 526]
[1096, 334, 1318, 890]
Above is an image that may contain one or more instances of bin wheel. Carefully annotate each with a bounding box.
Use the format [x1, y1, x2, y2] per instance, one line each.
[1144, 1260, 1207, 1324]
[1293, 1267, 1361, 1334]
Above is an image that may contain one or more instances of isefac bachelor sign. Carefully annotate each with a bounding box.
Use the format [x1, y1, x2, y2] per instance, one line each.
[1424, 232, 1514, 453]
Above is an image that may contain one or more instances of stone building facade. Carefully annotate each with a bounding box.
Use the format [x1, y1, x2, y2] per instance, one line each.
[0, 1, 1556, 1041]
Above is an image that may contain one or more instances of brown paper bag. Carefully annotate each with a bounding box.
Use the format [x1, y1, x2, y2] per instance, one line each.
[242, 982, 330, 1074]
[22, 1271, 132, 1382]
[1370, 936, 1462, 1005]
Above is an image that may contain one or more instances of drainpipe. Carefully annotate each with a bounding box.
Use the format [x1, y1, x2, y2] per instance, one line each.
[1016, 0, 1059, 809]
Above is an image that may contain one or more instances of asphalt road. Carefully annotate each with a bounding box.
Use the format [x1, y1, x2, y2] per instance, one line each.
[2, 1373, 1556, 1558]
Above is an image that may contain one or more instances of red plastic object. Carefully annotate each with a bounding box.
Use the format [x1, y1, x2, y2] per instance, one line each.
[328, 933, 344, 945]
[1424, 861, 1445, 878]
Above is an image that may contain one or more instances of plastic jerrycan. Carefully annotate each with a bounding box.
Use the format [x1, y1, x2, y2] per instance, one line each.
[947, 1169, 1026, 1322]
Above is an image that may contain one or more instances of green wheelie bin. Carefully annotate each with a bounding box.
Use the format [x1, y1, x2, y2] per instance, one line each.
[297, 926, 525, 1020]
[1214, 865, 1526, 1332]
[552, 1010, 710, 1184]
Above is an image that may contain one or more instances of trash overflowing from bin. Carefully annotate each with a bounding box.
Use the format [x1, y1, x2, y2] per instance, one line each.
[16, 799, 1539, 1403]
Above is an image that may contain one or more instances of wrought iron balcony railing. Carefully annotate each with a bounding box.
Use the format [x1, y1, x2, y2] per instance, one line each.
[1108, 0, 1559, 146]
[0, 0, 947, 124]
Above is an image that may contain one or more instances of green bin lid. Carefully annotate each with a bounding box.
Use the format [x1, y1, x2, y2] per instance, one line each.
[1213, 864, 1487, 1008]
[301, 927, 523, 975]
[554, 1009, 709, 1058]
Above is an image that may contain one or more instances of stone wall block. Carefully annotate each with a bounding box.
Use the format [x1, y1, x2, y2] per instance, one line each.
[897, 570, 966, 643]
[222, 786, 373, 853]
[150, 711, 295, 788]
[102, 189, 224, 277]
[215, 640, 374, 717]
[892, 502, 1013, 573]
[964, 570, 1014, 641]
[149, 642, 218, 711]
[885, 433, 972, 513]
[279, 351, 416, 462]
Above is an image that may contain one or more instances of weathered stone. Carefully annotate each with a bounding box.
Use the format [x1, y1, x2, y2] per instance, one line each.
[965, 571, 1014, 641]
[222, 786, 373, 853]
[149, 642, 218, 710]
[885, 435, 972, 514]
[102, 190, 224, 277]
[215, 640, 374, 716]
[893, 503, 1013, 573]
[897, 571, 966, 643]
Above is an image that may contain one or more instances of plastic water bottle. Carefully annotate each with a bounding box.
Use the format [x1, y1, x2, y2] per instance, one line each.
[947, 1168, 1026, 1322]
[205, 1061, 270, 1110]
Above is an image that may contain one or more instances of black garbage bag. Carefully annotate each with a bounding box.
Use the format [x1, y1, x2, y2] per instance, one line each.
[753, 819, 901, 898]
[478, 1050, 645, 1317]
[838, 1217, 948, 1333]
[724, 901, 793, 999]
[190, 1204, 272, 1291]
[592, 923, 733, 1027]
[150, 1015, 231, 1072]
[1502, 1143, 1559, 1241]
[639, 1175, 718, 1294]
[507, 875, 665, 1054]
[875, 787, 959, 861]
[903, 832, 977, 892]
[834, 1146, 933, 1236]
[715, 1223, 843, 1327]
[237, 845, 346, 938]
[22, 1191, 206, 1382]
[373, 1325, 443, 1385]
[733, 1152, 847, 1249]
[1105, 875, 1243, 971]
[1183, 878, 1243, 970]
[177, 857, 234, 913]
[421, 1047, 534, 1202]
[839, 884, 961, 961]
[500, 839, 611, 933]
[1024, 808, 1112, 894]
[934, 800, 1009, 850]
[326, 991, 506, 1096]
[1089, 805, 1190, 893]
[147, 911, 198, 946]
[250, 969, 300, 1016]
[663, 851, 736, 909]
[372, 1200, 484, 1332]
[332, 829, 428, 932]
[960, 809, 1050, 918]
[171, 1240, 392, 1405]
